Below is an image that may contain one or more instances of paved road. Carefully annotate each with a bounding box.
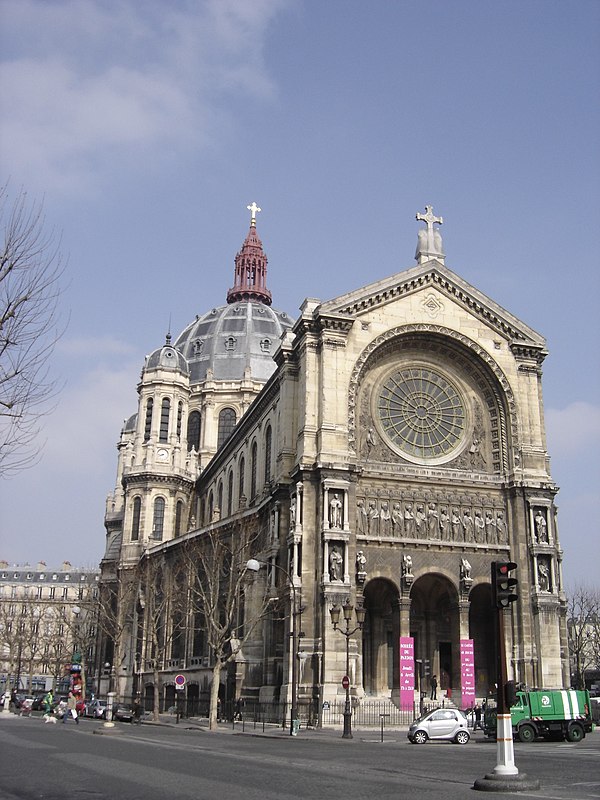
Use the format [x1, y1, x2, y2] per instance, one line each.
[0, 712, 598, 799]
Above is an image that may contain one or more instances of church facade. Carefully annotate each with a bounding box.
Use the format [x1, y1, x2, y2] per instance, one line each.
[100, 205, 568, 715]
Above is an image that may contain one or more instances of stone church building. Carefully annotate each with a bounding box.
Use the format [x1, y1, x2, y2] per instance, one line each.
[100, 204, 568, 715]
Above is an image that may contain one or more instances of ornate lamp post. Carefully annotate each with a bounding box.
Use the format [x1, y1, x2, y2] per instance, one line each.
[246, 558, 301, 736]
[329, 599, 366, 739]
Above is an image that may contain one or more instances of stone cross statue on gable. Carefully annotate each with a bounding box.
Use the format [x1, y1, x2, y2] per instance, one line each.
[415, 205, 445, 264]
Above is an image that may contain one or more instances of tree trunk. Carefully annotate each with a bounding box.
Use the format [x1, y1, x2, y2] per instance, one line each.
[153, 667, 160, 721]
[208, 662, 222, 731]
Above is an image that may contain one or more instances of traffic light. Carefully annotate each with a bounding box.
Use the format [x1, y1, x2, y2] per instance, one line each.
[492, 561, 518, 608]
[504, 679, 518, 707]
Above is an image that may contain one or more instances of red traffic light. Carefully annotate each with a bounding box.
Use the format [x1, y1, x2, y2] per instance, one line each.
[491, 561, 518, 608]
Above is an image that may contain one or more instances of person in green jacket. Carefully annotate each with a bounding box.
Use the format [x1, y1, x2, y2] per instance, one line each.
[43, 690, 56, 724]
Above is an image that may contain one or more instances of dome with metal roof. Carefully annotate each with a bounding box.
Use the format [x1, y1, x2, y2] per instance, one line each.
[174, 204, 293, 385]
[143, 333, 190, 375]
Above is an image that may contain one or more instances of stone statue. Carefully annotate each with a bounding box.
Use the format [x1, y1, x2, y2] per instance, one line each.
[534, 510, 548, 544]
[451, 509, 461, 540]
[329, 493, 342, 529]
[368, 500, 380, 536]
[439, 507, 449, 541]
[485, 511, 496, 545]
[538, 561, 550, 591]
[461, 558, 472, 581]
[404, 504, 415, 538]
[427, 503, 439, 538]
[391, 502, 403, 536]
[415, 504, 426, 537]
[474, 511, 485, 543]
[356, 550, 367, 572]
[356, 499, 368, 535]
[496, 511, 508, 544]
[289, 495, 296, 530]
[462, 510, 474, 542]
[329, 546, 343, 581]
[402, 553, 414, 577]
[380, 501, 391, 536]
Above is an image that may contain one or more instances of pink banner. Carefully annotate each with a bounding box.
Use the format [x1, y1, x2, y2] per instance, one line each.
[399, 636, 415, 711]
[460, 638, 476, 710]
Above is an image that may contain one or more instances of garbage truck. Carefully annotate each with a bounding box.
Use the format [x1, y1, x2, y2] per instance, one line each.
[483, 688, 593, 743]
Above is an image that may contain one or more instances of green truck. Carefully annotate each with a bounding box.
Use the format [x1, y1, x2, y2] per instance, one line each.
[484, 689, 593, 743]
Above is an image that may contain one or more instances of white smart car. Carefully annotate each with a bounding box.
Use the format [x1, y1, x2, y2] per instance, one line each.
[407, 707, 470, 744]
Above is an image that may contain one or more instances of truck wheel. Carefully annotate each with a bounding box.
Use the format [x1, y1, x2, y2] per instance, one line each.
[518, 724, 536, 743]
[565, 723, 585, 743]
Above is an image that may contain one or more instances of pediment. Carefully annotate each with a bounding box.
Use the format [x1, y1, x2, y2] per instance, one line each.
[317, 259, 546, 349]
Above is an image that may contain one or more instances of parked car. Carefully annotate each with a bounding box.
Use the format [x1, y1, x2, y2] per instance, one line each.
[84, 699, 107, 718]
[407, 707, 471, 745]
[113, 704, 133, 722]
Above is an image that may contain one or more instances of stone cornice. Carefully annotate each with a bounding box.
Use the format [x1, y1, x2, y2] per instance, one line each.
[122, 472, 195, 491]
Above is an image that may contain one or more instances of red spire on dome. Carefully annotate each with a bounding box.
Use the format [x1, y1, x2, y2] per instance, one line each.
[227, 202, 272, 306]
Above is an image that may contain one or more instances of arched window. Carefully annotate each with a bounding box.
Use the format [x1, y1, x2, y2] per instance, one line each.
[152, 497, 165, 540]
[176, 402, 183, 441]
[238, 456, 245, 501]
[159, 398, 170, 442]
[208, 491, 214, 523]
[227, 470, 234, 516]
[187, 410, 201, 452]
[175, 500, 184, 538]
[217, 481, 223, 515]
[144, 398, 153, 442]
[264, 425, 272, 482]
[250, 441, 257, 498]
[217, 407, 237, 448]
[131, 496, 141, 541]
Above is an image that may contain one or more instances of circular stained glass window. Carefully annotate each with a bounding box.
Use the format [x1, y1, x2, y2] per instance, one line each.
[376, 366, 466, 461]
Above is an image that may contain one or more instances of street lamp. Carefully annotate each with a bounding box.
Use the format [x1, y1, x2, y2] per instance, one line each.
[329, 598, 366, 739]
[246, 558, 301, 736]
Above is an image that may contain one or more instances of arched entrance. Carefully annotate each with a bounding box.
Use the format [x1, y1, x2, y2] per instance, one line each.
[410, 573, 460, 697]
[362, 578, 400, 697]
[469, 582, 496, 697]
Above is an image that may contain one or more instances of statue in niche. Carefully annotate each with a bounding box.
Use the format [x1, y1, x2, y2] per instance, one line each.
[439, 507, 449, 540]
[356, 499, 368, 535]
[329, 545, 343, 581]
[329, 493, 343, 529]
[462, 510, 474, 542]
[404, 504, 415, 538]
[415, 504, 426, 537]
[485, 511, 497, 545]
[391, 503, 403, 536]
[427, 503, 439, 538]
[366, 427, 376, 458]
[380, 501, 391, 536]
[474, 511, 485, 543]
[534, 509, 548, 544]
[469, 434, 487, 469]
[402, 553, 414, 578]
[451, 509, 462, 540]
[496, 511, 508, 544]
[289, 495, 297, 531]
[368, 500, 380, 536]
[538, 561, 550, 592]
[460, 558, 472, 581]
[356, 550, 367, 583]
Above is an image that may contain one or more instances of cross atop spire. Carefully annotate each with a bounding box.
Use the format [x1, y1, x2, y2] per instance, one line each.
[415, 205, 445, 264]
[247, 201, 261, 227]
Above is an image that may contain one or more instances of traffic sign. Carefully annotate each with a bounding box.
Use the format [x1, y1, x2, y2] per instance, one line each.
[342, 675, 350, 689]
[175, 674, 186, 690]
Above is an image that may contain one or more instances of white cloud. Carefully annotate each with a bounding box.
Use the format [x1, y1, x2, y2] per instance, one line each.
[546, 401, 600, 458]
[0, 0, 288, 194]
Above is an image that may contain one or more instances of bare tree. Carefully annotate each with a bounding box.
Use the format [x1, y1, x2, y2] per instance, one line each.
[0, 185, 65, 476]
[179, 522, 274, 731]
[567, 584, 600, 689]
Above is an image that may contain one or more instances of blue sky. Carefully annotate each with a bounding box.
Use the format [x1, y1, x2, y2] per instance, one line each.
[1, 0, 598, 588]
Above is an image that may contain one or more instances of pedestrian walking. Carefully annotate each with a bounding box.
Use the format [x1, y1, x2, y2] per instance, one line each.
[474, 703, 482, 730]
[429, 674, 438, 700]
[63, 691, 79, 725]
[42, 690, 56, 724]
[133, 698, 143, 725]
